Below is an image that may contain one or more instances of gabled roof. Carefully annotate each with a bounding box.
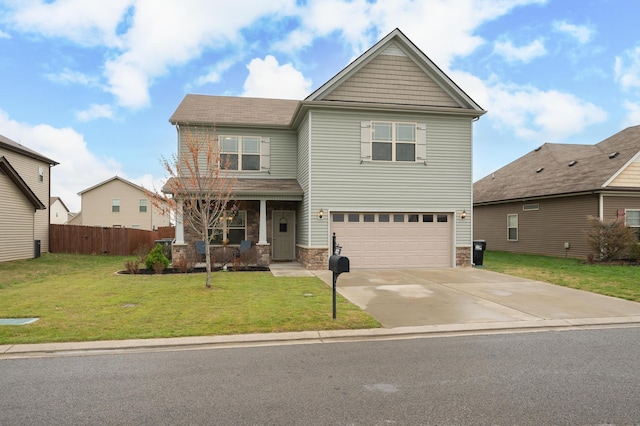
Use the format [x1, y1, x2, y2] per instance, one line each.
[474, 125, 640, 204]
[50, 196, 70, 212]
[169, 28, 485, 128]
[79, 175, 147, 195]
[0, 156, 46, 210]
[0, 134, 58, 165]
[306, 28, 485, 113]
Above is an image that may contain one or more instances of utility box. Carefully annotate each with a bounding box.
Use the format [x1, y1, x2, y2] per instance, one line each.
[34, 240, 41, 259]
[329, 255, 350, 274]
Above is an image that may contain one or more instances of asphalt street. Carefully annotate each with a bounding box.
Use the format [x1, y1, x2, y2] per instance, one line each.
[2, 326, 639, 425]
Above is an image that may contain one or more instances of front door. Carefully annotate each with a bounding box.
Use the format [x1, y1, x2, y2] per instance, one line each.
[272, 210, 295, 260]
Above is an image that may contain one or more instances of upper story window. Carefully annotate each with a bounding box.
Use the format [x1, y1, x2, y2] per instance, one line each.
[371, 122, 416, 162]
[38, 166, 44, 182]
[220, 136, 260, 171]
[112, 199, 120, 213]
[139, 199, 148, 213]
[361, 121, 426, 163]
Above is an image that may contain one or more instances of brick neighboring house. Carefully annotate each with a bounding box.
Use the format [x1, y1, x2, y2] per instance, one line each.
[0, 134, 57, 262]
[167, 28, 485, 270]
[473, 125, 640, 259]
[68, 176, 171, 231]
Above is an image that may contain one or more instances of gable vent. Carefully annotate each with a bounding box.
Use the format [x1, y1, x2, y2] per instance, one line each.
[536, 167, 544, 173]
[609, 152, 619, 159]
[568, 160, 578, 167]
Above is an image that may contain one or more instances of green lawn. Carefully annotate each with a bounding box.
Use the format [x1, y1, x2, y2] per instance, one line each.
[0, 253, 379, 345]
[482, 251, 640, 302]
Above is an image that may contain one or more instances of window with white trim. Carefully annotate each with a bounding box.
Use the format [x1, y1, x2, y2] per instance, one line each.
[371, 122, 416, 162]
[210, 210, 246, 245]
[220, 136, 260, 171]
[625, 210, 640, 240]
[139, 199, 148, 213]
[507, 214, 518, 241]
[112, 199, 120, 213]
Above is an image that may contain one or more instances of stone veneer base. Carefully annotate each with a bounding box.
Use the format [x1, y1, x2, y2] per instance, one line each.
[296, 246, 329, 270]
[456, 246, 472, 267]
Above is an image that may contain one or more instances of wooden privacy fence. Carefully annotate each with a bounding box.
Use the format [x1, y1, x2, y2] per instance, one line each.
[50, 224, 175, 256]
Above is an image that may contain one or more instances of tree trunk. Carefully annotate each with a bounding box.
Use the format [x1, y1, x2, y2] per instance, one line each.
[205, 240, 212, 288]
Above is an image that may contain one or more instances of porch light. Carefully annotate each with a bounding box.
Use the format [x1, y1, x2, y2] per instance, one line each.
[460, 210, 467, 220]
[318, 208, 325, 219]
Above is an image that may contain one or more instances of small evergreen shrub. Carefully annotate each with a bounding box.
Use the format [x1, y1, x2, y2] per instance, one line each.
[145, 243, 170, 272]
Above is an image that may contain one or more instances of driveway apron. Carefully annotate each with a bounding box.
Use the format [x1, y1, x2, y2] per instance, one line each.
[313, 268, 640, 328]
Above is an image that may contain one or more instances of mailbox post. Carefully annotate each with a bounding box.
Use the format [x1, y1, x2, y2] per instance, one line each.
[329, 233, 350, 319]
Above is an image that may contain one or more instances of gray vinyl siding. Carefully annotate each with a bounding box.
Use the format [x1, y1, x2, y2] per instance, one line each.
[0, 171, 35, 262]
[177, 126, 298, 179]
[296, 115, 310, 246]
[473, 194, 599, 258]
[308, 109, 473, 247]
[323, 53, 460, 108]
[0, 147, 50, 254]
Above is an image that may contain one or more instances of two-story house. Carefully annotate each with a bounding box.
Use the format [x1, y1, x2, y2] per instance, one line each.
[50, 196, 71, 224]
[68, 176, 171, 231]
[167, 28, 485, 269]
[0, 133, 57, 262]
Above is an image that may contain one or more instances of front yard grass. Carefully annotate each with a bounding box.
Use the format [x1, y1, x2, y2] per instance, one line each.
[482, 250, 640, 302]
[0, 253, 379, 345]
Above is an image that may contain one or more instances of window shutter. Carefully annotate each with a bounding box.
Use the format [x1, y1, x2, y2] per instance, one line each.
[261, 137, 271, 171]
[361, 121, 371, 161]
[416, 123, 427, 161]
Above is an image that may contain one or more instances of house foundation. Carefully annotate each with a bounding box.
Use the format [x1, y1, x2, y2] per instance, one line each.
[456, 246, 471, 267]
[296, 246, 328, 270]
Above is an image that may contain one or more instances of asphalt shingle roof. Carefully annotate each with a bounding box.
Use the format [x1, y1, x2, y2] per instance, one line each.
[169, 94, 300, 127]
[474, 125, 640, 204]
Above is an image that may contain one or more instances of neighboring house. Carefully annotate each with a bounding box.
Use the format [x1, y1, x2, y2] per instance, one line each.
[50, 196, 70, 224]
[68, 176, 171, 230]
[166, 29, 485, 270]
[0, 134, 57, 262]
[473, 125, 640, 259]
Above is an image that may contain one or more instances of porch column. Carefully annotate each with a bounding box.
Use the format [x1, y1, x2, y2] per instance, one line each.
[175, 201, 184, 244]
[258, 198, 267, 245]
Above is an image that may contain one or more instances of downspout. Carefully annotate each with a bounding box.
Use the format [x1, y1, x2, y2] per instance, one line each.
[599, 192, 604, 221]
[307, 111, 313, 246]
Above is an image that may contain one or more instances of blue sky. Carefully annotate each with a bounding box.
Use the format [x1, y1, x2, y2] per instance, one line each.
[1, 0, 639, 212]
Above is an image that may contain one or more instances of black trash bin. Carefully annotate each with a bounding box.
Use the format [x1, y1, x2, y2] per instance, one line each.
[473, 240, 486, 266]
[34, 239, 41, 258]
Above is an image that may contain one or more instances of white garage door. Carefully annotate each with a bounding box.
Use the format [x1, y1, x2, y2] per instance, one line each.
[331, 212, 452, 269]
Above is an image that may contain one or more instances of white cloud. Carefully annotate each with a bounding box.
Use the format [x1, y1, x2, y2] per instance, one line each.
[490, 83, 607, 140]
[46, 68, 100, 87]
[0, 28, 10, 38]
[615, 45, 640, 90]
[193, 57, 238, 87]
[553, 21, 594, 44]
[493, 39, 546, 63]
[76, 104, 115, 122]
[622, 101, 640, 127]
[5, 0, 134, 47]
[242, 55, 312, 99]
[0, 109, 125, 212]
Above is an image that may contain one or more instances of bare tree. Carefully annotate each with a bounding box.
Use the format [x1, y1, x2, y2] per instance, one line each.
[149, 125, 236, 288]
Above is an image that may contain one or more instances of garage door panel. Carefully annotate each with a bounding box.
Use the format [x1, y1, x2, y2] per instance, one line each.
[331, 212, 452, 269]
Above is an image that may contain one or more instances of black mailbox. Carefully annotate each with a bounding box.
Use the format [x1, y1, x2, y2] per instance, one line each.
[329, 255, 350, 274]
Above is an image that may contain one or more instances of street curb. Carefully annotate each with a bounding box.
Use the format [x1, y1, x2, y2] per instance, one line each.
[2, 316, 640, 357]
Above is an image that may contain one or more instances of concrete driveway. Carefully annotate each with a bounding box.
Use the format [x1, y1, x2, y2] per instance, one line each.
[313, 268, 640, 328]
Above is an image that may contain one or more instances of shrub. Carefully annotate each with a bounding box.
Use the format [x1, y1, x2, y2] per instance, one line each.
[173, 256, 190, 273]
[627, 242, 640, 262]
[145, 243, 170, 272]
[134, 243, 151, 265]
[125, 260, 140, 274]
[585, 216, 637, 261]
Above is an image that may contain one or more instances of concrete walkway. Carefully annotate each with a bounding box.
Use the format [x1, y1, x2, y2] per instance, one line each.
[2, 266, 640, 358]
